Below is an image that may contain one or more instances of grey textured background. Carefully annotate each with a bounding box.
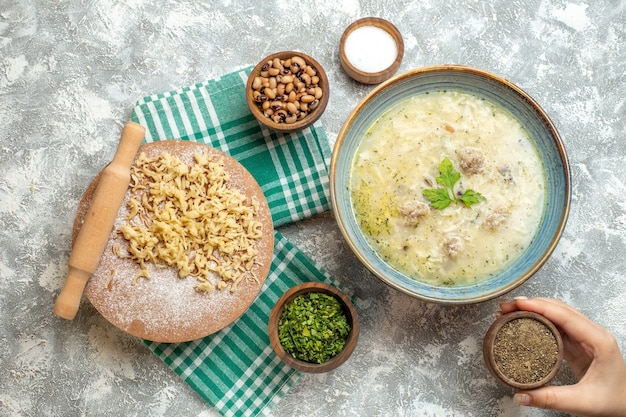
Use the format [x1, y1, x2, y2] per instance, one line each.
[1, 1, 625, 416]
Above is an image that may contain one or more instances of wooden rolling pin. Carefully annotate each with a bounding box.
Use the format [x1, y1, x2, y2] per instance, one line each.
[54, 121, 146, 320]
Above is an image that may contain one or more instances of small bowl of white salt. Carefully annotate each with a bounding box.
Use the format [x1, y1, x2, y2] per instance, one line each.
[339, 17, 404, 84]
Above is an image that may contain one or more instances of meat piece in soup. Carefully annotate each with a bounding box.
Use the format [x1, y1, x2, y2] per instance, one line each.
[457, 146, 485, 175]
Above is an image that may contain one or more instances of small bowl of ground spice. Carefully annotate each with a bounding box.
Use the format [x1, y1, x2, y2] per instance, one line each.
[268, 282, 359, 373]
[246, 51, 329, 133]
[483, 311, 564, 389]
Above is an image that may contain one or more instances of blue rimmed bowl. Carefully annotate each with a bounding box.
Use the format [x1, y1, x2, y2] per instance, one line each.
[330, 65, 571, 304]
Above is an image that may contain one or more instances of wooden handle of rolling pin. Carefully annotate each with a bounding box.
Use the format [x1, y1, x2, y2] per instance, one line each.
[53, 121, 146, 320]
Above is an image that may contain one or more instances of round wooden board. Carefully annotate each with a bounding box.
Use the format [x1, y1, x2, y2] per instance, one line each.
[73, 140, 274, 343]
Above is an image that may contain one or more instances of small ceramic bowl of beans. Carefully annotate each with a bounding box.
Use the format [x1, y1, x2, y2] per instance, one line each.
[246, 51, 329, 133]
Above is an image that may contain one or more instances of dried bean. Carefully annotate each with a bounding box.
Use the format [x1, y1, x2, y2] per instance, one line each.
[299, 73, 311, 85]
[286, 102, 298, 114]
[265, 88, 276, 99]
[275, 109, 288, 121]
[291, 56, 306, 68]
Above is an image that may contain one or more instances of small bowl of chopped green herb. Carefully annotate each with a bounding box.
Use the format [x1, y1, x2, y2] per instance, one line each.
[268, 282, 359, 373]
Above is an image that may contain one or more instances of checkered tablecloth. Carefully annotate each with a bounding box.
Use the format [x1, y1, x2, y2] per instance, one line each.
[131, 67, 330, 227]
[130, 66, 342, 417]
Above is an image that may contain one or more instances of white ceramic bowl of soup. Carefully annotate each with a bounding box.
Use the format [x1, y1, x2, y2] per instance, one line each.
[330, 65, 570, 304]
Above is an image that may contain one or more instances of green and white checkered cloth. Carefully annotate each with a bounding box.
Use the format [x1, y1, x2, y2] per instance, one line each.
[129, 67, 339, 417]
[131, 67, 330, 227]
[146, 233, 336, 416]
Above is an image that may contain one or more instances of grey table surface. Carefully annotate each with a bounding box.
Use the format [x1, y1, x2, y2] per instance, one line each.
[1, 1, 625, 416]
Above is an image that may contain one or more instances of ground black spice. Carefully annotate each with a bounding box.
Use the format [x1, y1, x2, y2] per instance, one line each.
[492, 317, 559, 384]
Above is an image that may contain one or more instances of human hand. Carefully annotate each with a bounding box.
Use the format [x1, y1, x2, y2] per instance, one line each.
[498, 297, 626, 417]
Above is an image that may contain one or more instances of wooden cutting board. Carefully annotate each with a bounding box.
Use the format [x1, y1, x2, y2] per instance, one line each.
[73, 140, 274, 343]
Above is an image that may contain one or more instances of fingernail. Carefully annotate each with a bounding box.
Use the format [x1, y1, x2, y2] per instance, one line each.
[498, 299, 514, 307]
[514, 393, 531, 406]
[513, 296, 528, 300]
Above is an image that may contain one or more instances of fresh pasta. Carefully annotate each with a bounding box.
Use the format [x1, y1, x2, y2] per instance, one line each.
[116, 150, 264, 293]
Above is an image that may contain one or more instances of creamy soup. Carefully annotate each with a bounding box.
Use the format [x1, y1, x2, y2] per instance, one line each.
[350, 91, 545, 286]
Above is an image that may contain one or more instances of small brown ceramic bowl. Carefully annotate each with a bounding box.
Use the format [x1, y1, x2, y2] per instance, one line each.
[339, 17, 404, 84]
[246, 51, 329, 133]
[483, 311, 564, 390]
[268, 282, 359, 373]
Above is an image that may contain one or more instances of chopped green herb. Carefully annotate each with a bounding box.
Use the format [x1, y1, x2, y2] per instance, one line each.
[278, 292, 351, 364]
[423, 157, 485, 209]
